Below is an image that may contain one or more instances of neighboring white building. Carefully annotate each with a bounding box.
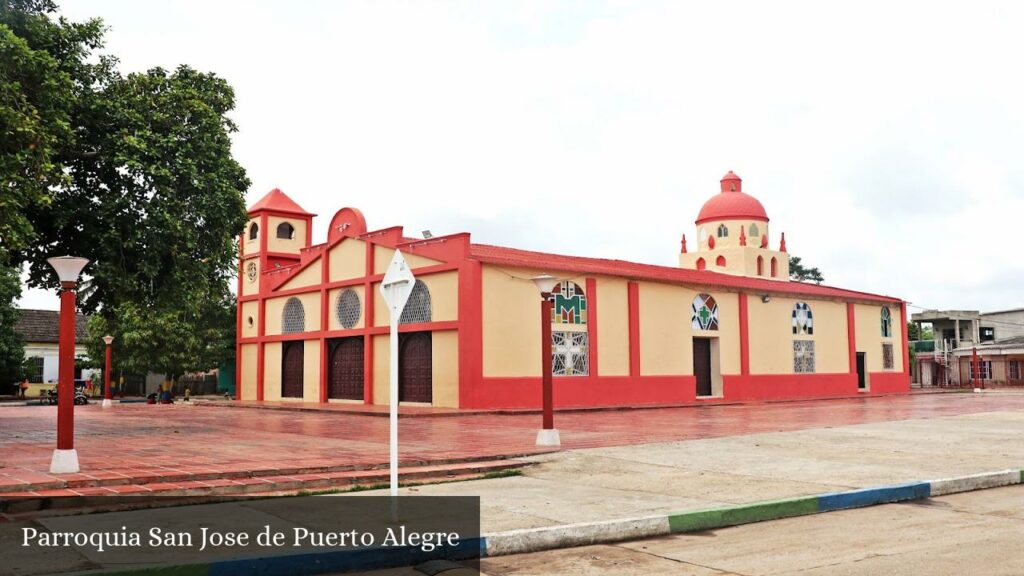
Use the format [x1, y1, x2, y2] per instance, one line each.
[15, 309, 96, 383]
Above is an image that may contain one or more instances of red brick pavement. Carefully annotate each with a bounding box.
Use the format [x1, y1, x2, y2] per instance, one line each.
[2, 393, 1022, 494]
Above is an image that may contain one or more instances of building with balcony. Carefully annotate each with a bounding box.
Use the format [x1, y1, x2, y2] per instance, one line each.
[911, 308, 1024, 386]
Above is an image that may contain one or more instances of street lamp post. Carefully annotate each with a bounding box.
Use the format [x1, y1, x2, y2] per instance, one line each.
[102, 335, 114, 408]
[532, 274, 561, 447]
[47, 256, 90, 474]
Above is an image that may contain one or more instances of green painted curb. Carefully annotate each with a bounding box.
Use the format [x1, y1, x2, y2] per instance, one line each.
[667, 496, 818, 533]
[1020, 469, 1024, 484]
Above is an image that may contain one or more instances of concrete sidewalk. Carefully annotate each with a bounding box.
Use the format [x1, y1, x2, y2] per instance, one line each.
[376, 408, 1024, 533]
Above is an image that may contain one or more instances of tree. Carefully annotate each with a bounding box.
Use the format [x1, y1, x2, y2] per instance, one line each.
[3, 1, 249, 381]
[0, 265, 24, 386]
[789, 256, 824, 284]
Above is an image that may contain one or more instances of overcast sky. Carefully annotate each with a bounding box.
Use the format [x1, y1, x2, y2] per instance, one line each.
[18, 0, 1024, 315]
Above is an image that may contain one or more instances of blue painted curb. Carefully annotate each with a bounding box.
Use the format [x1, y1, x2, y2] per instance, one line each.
[816, 481, 931, 512]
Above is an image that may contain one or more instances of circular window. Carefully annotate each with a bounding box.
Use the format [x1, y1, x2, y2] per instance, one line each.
[336, 289, 361, 329]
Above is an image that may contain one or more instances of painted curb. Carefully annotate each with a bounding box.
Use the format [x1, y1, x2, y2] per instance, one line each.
[71, 468, 1024, 574]
[482, 467, 1024, 557]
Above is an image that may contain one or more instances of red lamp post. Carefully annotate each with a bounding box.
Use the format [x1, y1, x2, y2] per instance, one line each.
[102, 335, 114, 408]
[532, 274, 561, 447]
[47, 256, 90, 474]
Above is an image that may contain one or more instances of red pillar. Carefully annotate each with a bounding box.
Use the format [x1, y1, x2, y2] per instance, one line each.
[57, 286, 77, 450]
[104, 343, 112, 401]
[541, 296, 554, 430]
[738, 293, 750, 376]
[627, 282, 640, 378]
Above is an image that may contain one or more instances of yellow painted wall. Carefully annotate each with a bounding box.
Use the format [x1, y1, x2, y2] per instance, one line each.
[328, 239, 366, 282]
[263, 342, 281, 401]
[242, 219, 260, 257]
[303, 340, 321, 402]
[747, 296, 848, 374]
[372, 334, 389, 404]
[266, 216, 307, 254]
[264, 292, 321, 336]
[240, 344, 257, 400]
[372, 271, 458, 327]
[240, 301, 259, 339]
[855, 303, 904, 373]
[708, 292, 741, 374]
[241, 259, 260, 296]
[694, 219, 770, 251]
[327, 285, 366, 331]
[373, 246, 443, 275]
[482, 265, 542, 377]
[596, 278, 629, 376]
[278, 259, 322, 291]
[432, 331, 459, 407]
[638, 283, 690, 375]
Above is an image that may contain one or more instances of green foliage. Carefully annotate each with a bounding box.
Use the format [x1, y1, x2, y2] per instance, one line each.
[908, 322, 933, 341]
[2, 1, 249, 379]
[0, 264, 25, 385]
[788, 256, 824, 284]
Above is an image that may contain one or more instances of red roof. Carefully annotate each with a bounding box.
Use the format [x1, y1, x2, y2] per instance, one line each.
[468, 244, 901, 304]
[247, 188, 314, 216]
[695, 171, 768, 224]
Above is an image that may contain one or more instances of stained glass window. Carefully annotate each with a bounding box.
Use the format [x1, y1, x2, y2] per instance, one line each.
[248, 222, 259, 240]
[282, 297, 305, 334]
[691, 294, 719, 331]
[881, 307, 892, 338]
[550, 281, 587, 325]
[792, 302, 813, 335]
[882, 343, 894, 370]
[717, 224, 729, 237]
[552, 331, 589, 376]
[399, 280, 432, 325]
[336, 289, 361, 329]
[794, 341, 815, 373]
[749, 223, 760, 237]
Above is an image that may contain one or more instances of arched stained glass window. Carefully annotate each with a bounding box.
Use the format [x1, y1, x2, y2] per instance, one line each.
[276, 222, 295, 239]
[399, 280, 432, 324]
[282, 297, 305, 334]
[792, 302, 813, 335]
[717, 224, 729, 237]
[881, 307, 892, 338]
[336, 289, 361, 329]
[692, 294, 719, 331]
[549, 281, 587, 325]
[248, 222, 259, 240]
[749, 223, 760, 237]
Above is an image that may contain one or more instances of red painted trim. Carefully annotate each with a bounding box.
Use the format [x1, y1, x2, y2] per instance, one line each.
[738, 293, 750, 375]
[847, 302, 857, 374]
[319, 239, 330, 404]
[586, 278, 598, 378]
[628, 282, 640, 377]
[867, 371, 909, 393]
[256, 294, 266, 401]
[364, 240, 375, 404]
[457, 260, 483, 408]
[473, 375, 698, 409]
[900, 301, 910, 376]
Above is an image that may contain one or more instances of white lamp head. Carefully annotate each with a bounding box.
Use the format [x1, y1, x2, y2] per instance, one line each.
[531, 274, 559, 295]
[46, 256, 90, 284]
[102, 335, 114, 345]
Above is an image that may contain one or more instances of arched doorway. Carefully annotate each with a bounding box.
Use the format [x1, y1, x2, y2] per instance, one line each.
[328, 337, 364, 400]
[399, 332, 432, 403]
[281, 341, 304, 398]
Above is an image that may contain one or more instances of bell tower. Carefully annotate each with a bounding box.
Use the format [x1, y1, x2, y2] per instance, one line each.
[240, 188, 315, 298]
[679, 171, 790, 280]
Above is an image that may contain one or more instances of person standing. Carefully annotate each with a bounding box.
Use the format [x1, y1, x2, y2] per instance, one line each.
[19, 378, 29, 399]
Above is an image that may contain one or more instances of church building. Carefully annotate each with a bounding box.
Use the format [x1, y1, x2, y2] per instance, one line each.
[236, 171, 909, 409]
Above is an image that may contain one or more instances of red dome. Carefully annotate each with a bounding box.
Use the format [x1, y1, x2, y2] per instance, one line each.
[695, 171, 769, 224]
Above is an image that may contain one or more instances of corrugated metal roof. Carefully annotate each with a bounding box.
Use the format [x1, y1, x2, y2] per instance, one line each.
[14, 309, 91, 345]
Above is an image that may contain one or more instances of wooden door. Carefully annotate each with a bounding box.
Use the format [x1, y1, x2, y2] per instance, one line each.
[856, 352, 866, 389]
[281, 341, 305, 398]
[399, 332, 432, 403]
[693, 338, 712, 397]
[328, 337, 364, 400]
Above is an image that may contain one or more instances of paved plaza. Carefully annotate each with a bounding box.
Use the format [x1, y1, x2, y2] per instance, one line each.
[2, 392, 1024, 496]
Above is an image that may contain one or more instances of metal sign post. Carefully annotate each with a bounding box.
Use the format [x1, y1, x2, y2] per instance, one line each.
[379, 250, 415, 499]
